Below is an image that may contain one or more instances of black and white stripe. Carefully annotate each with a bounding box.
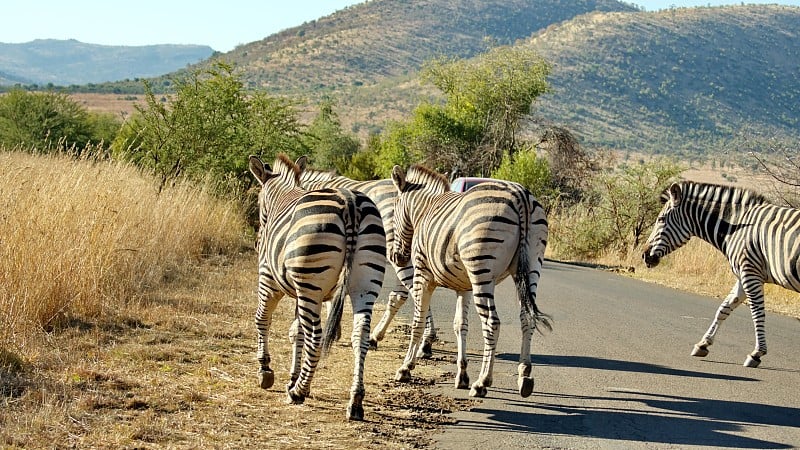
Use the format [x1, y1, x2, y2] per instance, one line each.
[643, 181, 800, 367]
[390, 164, 551, 398]
[299, 167, 438, 357]
[248, 154, 386, 420]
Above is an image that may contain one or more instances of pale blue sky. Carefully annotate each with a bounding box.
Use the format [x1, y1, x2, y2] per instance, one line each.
[2, 1, 798, 53]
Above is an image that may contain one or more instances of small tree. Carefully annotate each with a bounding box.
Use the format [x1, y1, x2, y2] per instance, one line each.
[112, 61, 307, 192]
[0, 89, 102, 153]
[491, 145, 557, 208]
[304, 97, 361, 174]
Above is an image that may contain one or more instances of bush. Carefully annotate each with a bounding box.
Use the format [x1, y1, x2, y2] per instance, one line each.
[0, 89, 116, 153]
[491, 145, 557, 207]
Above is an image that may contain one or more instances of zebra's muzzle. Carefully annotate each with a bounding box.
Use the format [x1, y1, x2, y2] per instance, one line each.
[642, 248, 661, 268]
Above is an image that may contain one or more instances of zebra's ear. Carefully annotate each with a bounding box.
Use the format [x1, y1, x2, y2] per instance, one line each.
[668, 183, 683, 207]
[249, 155, 274, 185]
[391, 165, 406, 192]
[295, 156, 308, 173]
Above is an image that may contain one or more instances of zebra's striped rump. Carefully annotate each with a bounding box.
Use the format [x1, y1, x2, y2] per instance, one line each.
[249, 154, 386, 420]
[643, 181, 800, 367]
[390, 164, 550, 397]
[300, 166, 439, 357]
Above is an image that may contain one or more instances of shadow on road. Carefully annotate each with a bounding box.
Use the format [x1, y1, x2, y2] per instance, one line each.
[494, 353, 760, 382]
[448, 389, 799, 448]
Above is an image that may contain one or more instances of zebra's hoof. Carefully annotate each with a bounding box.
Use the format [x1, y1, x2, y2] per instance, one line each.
[744, 355, 761, 368]
[469, 384, 488, 398]
[455, 373, 470, 390]
[258, 369, 274, 389]
[691, 344, 709, 357]
[287, 390, 306, 405]
[347, 404, 364, 421]
[395, 368, 412, 383]
[368, 338, 378, 350]
[519, 376, 534, 398]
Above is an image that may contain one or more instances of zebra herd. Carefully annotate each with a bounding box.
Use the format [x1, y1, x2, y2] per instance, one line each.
[249, 154, 798, 421]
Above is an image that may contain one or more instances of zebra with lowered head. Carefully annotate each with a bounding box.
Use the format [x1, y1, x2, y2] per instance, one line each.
[248, 154, 386, 420]
[643, 181, 800, 368]
[390, 164, 551, 398]
[299, 166, 439, 357]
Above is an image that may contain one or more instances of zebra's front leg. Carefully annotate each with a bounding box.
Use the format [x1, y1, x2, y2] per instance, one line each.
[453, 291, 470, 389]
[692, 281, 745, 358]
[370, 286, 407, 349]
[287, 299, 324, 405]
[395, 277, 434, 383]
[417, 308, 437, 359]
[743, 282, 767, 368]
[255, 280, 282, 390]
[347, 307, 372, 421]
[470, 284, 499, 398]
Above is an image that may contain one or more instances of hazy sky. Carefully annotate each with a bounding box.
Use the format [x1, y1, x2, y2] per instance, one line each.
[2, 1, 799, 52]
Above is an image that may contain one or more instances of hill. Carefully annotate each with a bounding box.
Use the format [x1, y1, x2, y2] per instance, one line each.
[212, 0, 638, 95]
[528, 5, 800, 155]
[0, 39, 215, 86]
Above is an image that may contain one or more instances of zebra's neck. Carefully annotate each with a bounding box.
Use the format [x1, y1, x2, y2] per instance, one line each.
[681, 183, 764, 252]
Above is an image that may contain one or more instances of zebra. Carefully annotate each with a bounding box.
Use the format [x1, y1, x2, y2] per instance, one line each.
[642, 181, 800, 368]
[248, 154, 386, 420]
[299, 167, 438, 357]
[389, 164, 551, 398]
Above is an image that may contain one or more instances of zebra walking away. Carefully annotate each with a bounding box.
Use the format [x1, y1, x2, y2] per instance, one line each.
[390, 164, 551, 398]
[300, 167, 438, 357]
[248, 154, 386, 420]
[643, 181, 800, 368]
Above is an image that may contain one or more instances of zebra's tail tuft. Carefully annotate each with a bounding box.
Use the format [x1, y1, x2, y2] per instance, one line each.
[516, 191, 552, 334]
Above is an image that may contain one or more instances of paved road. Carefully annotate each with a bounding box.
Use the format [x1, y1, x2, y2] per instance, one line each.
[398, 260, 800, 449]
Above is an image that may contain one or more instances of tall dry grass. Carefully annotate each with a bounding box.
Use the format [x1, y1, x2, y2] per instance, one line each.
[0, 151, 248, 353]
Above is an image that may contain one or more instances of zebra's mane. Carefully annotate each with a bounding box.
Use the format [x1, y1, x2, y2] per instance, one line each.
[406, 164, 450, 192]
[273, 153, 302, 186]
[300, 166, 338, 182]
[676, 181, 767, 210]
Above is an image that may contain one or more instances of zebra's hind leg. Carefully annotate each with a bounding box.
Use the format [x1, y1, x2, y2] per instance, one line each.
[453, 291, 470, 389]
[470, 284, 499, 398]
[255, 282, 282, 389]
[693, 281, 746, 358]
[417, 309, 437, 359]
[370, 287, 407, 349]
[286, 298, 324, 405]
[347, 308, 372, 421]
[286, 317, 302, 391]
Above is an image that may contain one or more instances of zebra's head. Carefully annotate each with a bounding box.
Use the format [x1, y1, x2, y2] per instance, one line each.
[390, 165, 415, 267]
[642, 182, 692, 268]
[248, 154, 307, 228]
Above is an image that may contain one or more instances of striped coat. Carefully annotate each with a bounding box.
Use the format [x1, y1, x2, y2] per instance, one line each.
[299, 168, 438, 357]
[390, 164, 551, 398]
[249, 154, 386, 420]
[643, 181, 800, 368]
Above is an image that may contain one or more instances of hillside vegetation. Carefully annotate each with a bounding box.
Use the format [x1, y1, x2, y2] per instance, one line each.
[529, 5, 800, 155]
[216, 0, 636, 95]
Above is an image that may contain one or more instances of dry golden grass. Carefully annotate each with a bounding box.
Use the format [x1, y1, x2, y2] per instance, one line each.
[0, 151, 246, 347]
[0, 152, 468, 449]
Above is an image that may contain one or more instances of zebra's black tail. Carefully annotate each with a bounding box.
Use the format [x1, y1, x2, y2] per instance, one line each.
[321, 190, 358, 356]
[515, 190, 552, 333]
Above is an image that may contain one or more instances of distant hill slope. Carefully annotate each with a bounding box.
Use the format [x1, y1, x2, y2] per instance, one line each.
[213, 0, 638, 94]
[528, 5, 800, 154]
[0, 39, 215, 86]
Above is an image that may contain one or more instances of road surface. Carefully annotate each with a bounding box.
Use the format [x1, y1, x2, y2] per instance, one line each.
[399, 260, 800, 449]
